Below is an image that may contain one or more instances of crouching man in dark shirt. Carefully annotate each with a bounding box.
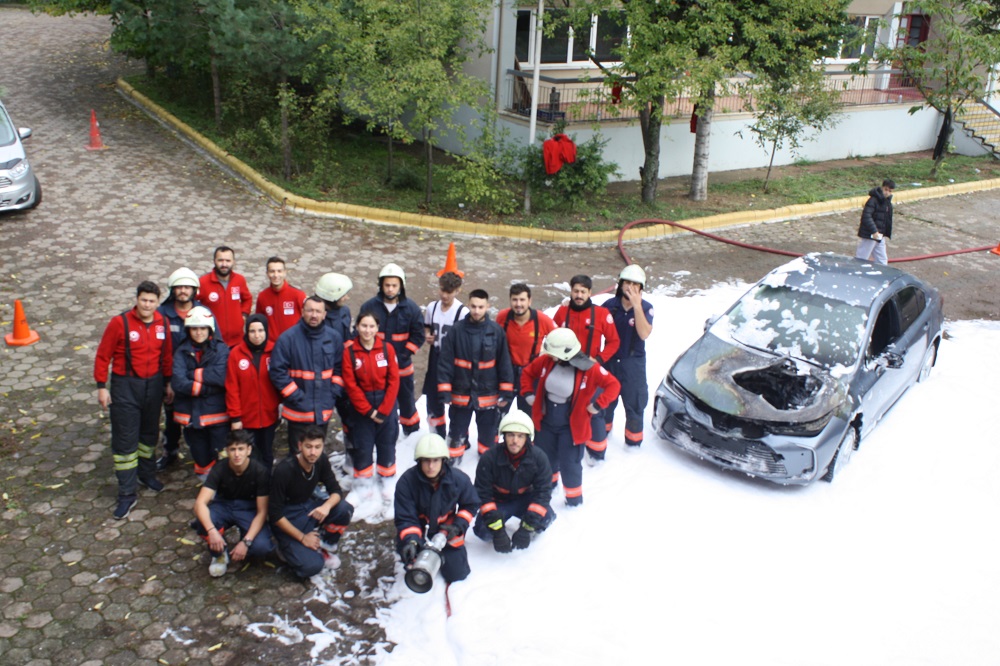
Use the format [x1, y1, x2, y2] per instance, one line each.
[193, 429, 275, 577]
[270, 426, 354, 578]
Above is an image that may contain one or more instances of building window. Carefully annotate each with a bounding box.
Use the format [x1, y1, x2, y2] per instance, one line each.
[515, 9, 627, 66]
[839, 15, 879, 60]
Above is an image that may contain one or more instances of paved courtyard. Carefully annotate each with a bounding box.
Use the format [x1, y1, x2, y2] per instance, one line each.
[1, 8, 998, 665]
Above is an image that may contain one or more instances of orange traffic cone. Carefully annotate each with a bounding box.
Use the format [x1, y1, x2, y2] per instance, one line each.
[5, 300, 40, 347]
[991, 242, 1000, 256]
[85, 110, 106, 151]
[436, 242, 465, 278]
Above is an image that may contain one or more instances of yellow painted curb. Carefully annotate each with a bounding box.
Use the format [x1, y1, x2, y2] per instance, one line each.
[118, 78, 1000, 244]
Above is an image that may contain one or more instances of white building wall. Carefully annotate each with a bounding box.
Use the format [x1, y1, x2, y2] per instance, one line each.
[431, 104, 944, 182]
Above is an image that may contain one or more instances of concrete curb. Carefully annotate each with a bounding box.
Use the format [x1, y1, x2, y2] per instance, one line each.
[118, 78, 1000, 244]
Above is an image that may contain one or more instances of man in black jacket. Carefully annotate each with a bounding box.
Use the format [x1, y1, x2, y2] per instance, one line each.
[856, 179, 895, 265]
[473, 409, 554, 553]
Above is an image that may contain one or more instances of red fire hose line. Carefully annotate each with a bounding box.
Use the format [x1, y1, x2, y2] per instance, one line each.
[616, 218, 998, 267]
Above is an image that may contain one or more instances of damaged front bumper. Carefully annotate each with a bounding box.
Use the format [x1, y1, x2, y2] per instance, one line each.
[653, 376, 846, 485]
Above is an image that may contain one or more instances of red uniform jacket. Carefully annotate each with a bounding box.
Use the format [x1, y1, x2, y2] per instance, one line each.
[496, 307, 557, 369]
[225, 339, 281, 429]
[342, 337, 400, 418]
[542, 134, 577, 175]
[94, 308, 172, 386]
[255, 282, 307, 340]
[553, 302, 621, 364]
[521, 356, 620, 445]
[198, 271, 252, 347]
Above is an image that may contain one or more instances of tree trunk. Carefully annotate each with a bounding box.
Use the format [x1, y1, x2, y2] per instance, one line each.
[279, 79, 292, 182]
[424, 128, 433, 205]
[386, 127, 394, 185]
[930, 106, 953, 177]
[210, 52, 222, 132]
[689, 88, 715, 201]
[764, 139, 778, 193]
[639, 94, 664, 204]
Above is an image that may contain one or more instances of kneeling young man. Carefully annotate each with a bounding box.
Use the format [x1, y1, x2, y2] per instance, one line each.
[394, 434, 478, 585]
[473, 409, 555, 553]
[193, 429, 275, 577]
[270, 427, 354, 578]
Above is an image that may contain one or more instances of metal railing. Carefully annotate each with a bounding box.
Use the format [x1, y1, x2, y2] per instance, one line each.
[504, 69, 923, 124]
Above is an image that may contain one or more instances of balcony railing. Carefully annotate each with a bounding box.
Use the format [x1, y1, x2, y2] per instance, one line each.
[504, 69, 923, 124]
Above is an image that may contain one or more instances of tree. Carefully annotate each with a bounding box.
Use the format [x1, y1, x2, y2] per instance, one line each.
[741, 72, 841, 192]
[300, 0, 492, 204]
[877, 0, 1000, 176]
[563, 0, 848, 204]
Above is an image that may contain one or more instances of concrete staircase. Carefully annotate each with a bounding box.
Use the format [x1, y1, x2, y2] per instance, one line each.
[956, 100, 1000, 156]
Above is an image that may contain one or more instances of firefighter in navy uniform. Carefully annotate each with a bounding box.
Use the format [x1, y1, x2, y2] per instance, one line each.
[315, 272, 354, 344]
[603, 265, 654, 449]
[359, 264, 424, 436]
[521, 329, 620, 507]
[171, 306, 230, 480]
[157, 267, 210, 471]
[394, 434, 478, 585]
[437, 289, 514, 463]
[269, 296, 345, 451]
[473, 409, 555, 553]
[94, 281, 173, 519]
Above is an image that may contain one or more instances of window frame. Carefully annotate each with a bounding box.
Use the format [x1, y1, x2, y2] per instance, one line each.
[514, 8, 627, 69]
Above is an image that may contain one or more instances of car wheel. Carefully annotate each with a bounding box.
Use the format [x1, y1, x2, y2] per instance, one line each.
[821, 426, 858, 483]
[917, 342, 937, 383]
[28, 177, 41, 209]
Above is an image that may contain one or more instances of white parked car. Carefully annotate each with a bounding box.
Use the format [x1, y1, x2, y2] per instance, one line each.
[0, 99, 41, 212]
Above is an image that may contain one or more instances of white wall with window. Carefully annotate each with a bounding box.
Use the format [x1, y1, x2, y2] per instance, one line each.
[514, 8, 627, 69]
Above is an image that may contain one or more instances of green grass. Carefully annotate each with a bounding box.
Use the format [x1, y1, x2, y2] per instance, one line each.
[129, 75, 1000, 232]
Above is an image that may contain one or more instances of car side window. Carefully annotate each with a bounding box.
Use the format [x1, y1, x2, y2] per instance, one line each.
[894, 286, 926, 334]
[868, 300, 901, 359]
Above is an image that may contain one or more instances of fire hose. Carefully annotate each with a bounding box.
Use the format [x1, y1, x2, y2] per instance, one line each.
[615, 218, 1000, 267]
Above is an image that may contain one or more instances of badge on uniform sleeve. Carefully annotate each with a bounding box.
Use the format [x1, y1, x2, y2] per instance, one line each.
[265, 306, 274, 316]
[376, 352, 388, 368]
[239, 359, 250, 370]
[209, 292, 220, 302]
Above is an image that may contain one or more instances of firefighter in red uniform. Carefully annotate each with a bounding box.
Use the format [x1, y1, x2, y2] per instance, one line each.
[171, 306, 230, 479]
[254, 256, 306, 340]
[198, 245, 252, 347]
[95, 281, 173, 519]
[269, 296, 345, 451]
[552, 274, 620, 466]
[521, 328, 620, 507]
[496, 283, 556, 415]
[225, 314, 281, 468]
[359, 263, 424, 437]
[342, 311, 400, 500]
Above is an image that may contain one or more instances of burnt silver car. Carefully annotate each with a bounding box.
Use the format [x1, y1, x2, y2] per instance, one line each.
[653, 253, 943, 484]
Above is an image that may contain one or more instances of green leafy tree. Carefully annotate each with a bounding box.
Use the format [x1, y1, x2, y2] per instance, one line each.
[301, 0, 491, 204]
[741, 72, 841, 192]
[560, 0, 847, 203]
[876, 0, 1000, 176]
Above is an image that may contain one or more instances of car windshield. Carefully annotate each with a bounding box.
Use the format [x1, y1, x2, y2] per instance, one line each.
[0, 108, 15, 146]
[711, 284, 868, 369]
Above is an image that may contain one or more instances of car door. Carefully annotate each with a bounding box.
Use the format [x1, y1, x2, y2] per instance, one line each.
[855, 284, 928, 436]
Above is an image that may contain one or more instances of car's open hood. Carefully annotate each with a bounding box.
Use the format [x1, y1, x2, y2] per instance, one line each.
[672, 333, 845, 424]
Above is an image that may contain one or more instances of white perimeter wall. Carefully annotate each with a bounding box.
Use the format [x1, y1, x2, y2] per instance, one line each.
[435, 103, 948, 182]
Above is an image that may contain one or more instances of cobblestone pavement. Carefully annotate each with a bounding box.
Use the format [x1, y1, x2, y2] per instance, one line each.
[1, 8, 999, 666]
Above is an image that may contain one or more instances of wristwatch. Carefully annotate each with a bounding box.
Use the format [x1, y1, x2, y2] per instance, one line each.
[242, 538, 254, 548]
